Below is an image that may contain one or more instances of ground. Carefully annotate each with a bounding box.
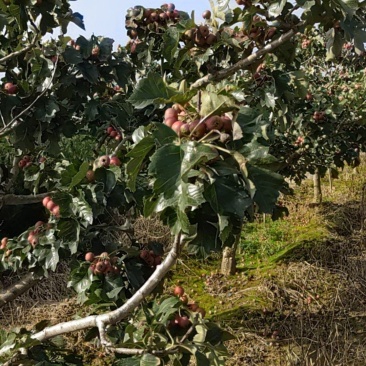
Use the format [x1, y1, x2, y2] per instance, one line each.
[1, 159, 366, 365]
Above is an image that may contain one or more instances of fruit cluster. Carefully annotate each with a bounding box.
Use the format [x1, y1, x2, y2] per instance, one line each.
[42, 196, 60, 217]
[126, 3, 180, 30]
[301, 38, 311, 49]
[27, 220, 49, 248]
[139, 248, 162, 268]
[85, 251, 121, 276]
[312, 111, 325, 121]
[18, 155, 33, 169]
[163, 105, 232, 140]
[106, 126, 122, 141]
[168, 285, 206, 331]
[182, 25, 217, 47]
[86, 154, 122, 183]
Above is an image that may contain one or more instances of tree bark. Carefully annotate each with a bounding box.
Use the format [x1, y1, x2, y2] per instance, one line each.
[0, 273, 40, 308]
[0, 192, 52, 206]
[313, 167, 322, 204]
[29, 233, 182, 345]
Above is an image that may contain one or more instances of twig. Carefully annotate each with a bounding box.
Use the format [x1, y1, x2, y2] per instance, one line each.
[0, 192, 54, 207]
[0, 35, 38, 64]
[190, 28, 298, 90]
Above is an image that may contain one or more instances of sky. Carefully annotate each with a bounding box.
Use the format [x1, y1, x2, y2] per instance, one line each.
[64, 0, 213, 48]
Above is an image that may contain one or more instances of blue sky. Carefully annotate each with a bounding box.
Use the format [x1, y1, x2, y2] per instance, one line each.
[65, 0, 213, 48]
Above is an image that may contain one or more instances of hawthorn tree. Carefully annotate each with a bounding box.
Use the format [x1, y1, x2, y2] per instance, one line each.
[0, 0, 366, 364]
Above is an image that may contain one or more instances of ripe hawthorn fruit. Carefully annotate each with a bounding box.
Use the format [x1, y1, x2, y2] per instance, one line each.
[205, 115, 223, 131]
[18, 160, 27, 168]
[85, 252, 95, 262]
[176, 315, 190, 328]
[154, 256, 162, 265]
[42, 196, 51, 207]
[95, 261, 107, 274]
[107, 126, 114, 135]
[198, 25, 209, 38]
[174, 285, 185, 297]
[188, 302, 199, 312]
[4, 82, 18, 95]
[196, 307, 206, 317]
[22, 155, 31, 162]
[110, 156, 121, 166]
[46, 200, 56, 211]
[164, 107, 178, 120]
[109, 130, 118, 138]
[180, 123, 190, 136]
[221, 115, 232, 133]
[91, 46, 100, 56]
[172, 121, 185, 136]
[206, 33, 217, 45]
[86, 170, 95, 182]
[180, 295, 189, 304]
[202, 10, 211, 19]
[39, 156, 46, 163]
[28, 234, 38, 247]
[164, 117, 177, 127]
[51, 205, 60, 217]
[99, 155, 110, 168]
[0, 237, 8, 250]
[189, 120, 206, 139]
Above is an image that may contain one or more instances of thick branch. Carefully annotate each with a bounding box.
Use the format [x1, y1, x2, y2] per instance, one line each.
[0, 192, 52, 206]
[31, 233, 181, 343]
[190, 29, 296, 90]
[0, 273, 40, 308]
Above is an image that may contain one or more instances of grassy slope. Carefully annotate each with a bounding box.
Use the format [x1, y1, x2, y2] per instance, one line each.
[167, 158, 366, 365]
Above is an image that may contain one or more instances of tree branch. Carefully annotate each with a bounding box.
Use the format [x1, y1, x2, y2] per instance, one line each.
[0, 192, 54, 207]
[0, 273, 40, 308]
[190, 28, 297, 90]
[30, 233, 182, 344]
[0, 36, 38, 65]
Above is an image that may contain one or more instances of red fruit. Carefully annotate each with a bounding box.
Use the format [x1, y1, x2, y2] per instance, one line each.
[154, 256, 162, 266]
[150, 12, 159, 22]
[22, 155, 31, 162]
[189, 120, 207, 139]
[196, 307, 206, 317]
[89, 264, 96, 274]
[106, 126, 114, 134]
[167, 3, 175, 10]
[202, 10, 211, 19]
[198, 25, 210, 37]
[4, 82, 18, 95]
[51, 205, 60, 217]
[206, 34, 217, 45]
[164, 108, 178, 120]
[99, 155, 110, 168]
[140, 250, 150, 261]
[109, 130, 117, 138]
[173, 285, 185, 296]
[205, 115, 223, 131]
[159, 12, 169, 21]
[188, 302, 199, 312]
[171, 121, 185, 137]
[115, 134, 122, 141]
[0, 237, 8, 250]
[35, 221, 44, 228]
[177, 316, 190, 328]
[5, 249, 12, 257]
[39, 156, 46, 163]
[28, 234, 38, 247]
[85, 252, 95, 262]
[46, 200, 56, 211]
[18, 159, 27, 168]
[110, 156, 121, 166]
[42, 196, 51, 207]
[164, 117, 177, 127]
[95, 261, 107, 274]
[180, 123, 190, 136]
[86, 170, 95, 182]
[221, 115, 232, 133]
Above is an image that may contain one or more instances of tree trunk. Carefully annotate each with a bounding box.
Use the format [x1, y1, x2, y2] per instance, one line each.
[313, 167, 322, 204]
[0, 273, 40, 308]
[328, 168, 333, 193]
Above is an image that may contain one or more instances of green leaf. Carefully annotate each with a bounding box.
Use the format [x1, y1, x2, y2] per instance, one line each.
[69, 161, 90, 189]
[126, 136, 155, 191]
[141, 353, 161, 366]
[325, 28, 344, 61]
[63, 47, 83, 64]
[204, 176, 252, 218]
[247, 165, 284, 214]
[45, 244, 60, 271]
[149, 144, 182, 198]
[94, 168, 117, 194]
[199, 91, 235, 118]
[194, 351, 210, 366]
[268, 0, 287, 17]
[193, 325, 207, 342]
[57, 218, 80, 243]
